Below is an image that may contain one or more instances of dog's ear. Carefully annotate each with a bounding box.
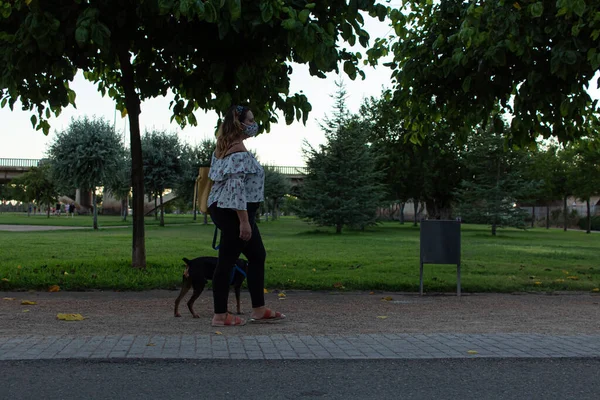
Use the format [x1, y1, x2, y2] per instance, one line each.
[182, 257, 190, 265]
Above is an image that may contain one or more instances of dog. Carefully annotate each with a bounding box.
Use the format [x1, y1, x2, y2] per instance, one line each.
[174, 256, 249, 318]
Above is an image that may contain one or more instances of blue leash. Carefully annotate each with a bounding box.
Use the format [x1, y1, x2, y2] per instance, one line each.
[213, 225, 247, 285]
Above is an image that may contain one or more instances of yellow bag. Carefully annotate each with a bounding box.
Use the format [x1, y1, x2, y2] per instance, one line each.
[194, 166, 213, 214]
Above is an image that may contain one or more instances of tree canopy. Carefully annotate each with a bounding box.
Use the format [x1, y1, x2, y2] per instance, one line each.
[372, 0, 600, 144]
[1, 0, 386, 267]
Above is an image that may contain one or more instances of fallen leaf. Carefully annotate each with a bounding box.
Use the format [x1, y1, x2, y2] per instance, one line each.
[214, 331, 223, 335]
[22, 309, 30, 313]
[592, 288, 599, 292]
[381, 296, 393, 302]
[146, 343, 156, 347]
[56, 313, 86, 321]
[554, 279, 565, 283]
[377, 316, 388, 319]
[311, 268, 316, 272]
[534, 281, 542, 285]
[17, 265, 22, 269]
[333, 282, 344, 289]
[567, 276, 579, 280]
[21, 300, 36, 305]
[278, 293, 286, 298]
[63, 271, 69, 275]
[263, 288, 269, 294]
[467, 350, 478, 355]
[369, 292, 374, 295]
[3, 297, 16, 301]
[562, 270, 569, 275]
[1, 278, 9, 282]
[48, 285, 60, 293]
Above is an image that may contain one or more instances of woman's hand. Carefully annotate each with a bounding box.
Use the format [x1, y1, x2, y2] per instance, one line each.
[239, 220, 252, 241]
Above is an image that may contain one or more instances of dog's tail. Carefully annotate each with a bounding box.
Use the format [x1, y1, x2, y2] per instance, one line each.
[182, 257, 190, 265]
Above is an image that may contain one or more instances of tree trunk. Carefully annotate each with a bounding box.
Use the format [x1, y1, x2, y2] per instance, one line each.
[153, 197, 157, 219]
[586, 198, 591, 234]
[492, 219, 497, 236]
[546, 206, 550, 229]
[273, 198, 278, 220]
[531, 205, 535, 228]
[159, 192, 165, 227]
[563, 196, 568, 232]
[118, 47, 146, 268]
[203, 213, 208, 225]
[193, 184, 197, 221]
[336, 223, 342, 234]
[399, 202, 405, 224]
[413, 200, 418, 226]
[47, 203, 50, 218]
[121, 198, 127, 222]
[92, 190, 98, 230]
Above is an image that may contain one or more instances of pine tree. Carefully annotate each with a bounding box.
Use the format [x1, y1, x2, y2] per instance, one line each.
[456, 127, 536, 235]
[298, 82, 385, 233]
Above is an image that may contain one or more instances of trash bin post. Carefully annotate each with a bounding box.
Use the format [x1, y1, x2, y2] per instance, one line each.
[419, 220, 461, 296]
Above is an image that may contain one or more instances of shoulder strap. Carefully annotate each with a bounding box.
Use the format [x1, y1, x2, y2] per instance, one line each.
[225, 143, 247, 157]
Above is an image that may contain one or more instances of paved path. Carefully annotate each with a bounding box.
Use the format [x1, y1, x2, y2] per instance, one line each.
[1, 332, 600, 361]
[2, 291, 599, 361]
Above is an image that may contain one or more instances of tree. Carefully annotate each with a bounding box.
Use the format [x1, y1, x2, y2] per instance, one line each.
[142, 130, 182, 227]
[104, 152, 131, 222]
[48, 117, 123, 229]
[298, 83, 385, 233]
[569, 139, 600, 233]
[11, 163, 58, 218]
[374, 1, 600, 145]
[175, 139, 215, 223]
[361, 91, 464, 223]
[456, 126, 535, 236]
[1, 0, 386, 267]
[263, 166, 291, 220]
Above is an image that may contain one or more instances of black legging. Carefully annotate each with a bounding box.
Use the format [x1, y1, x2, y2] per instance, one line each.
[208, 202, 266, 314]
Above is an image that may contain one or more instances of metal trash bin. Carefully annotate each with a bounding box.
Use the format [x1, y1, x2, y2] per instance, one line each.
[419, 220, 461, 296]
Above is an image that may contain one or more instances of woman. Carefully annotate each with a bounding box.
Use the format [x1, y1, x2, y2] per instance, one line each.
[208, 105, 286, 327]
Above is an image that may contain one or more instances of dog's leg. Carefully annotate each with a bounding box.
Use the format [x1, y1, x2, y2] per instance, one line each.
[187, 280, 206, 318]
[174, 276, 192, 317]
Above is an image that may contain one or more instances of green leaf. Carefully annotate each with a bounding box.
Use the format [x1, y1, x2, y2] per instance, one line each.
[529, 2, 543, 18]
[282, 19, 296, 30]
[306, 3, 316, 9]
[205, 2, 217, 22]
[573, 0, 586, 17]
[563, 50, 577, 65]
[560, 100, 570, 117]
[30, 115, 37, 128]
[298, 9, 310, 24]
[261, 5, 273, 22]
[0, 98, 6, 108]
[462, 76, 472, 93]
[228, 0, 241, 20]
[67, 90, 76, 105]
[343, 61, 357, 80]
[75, 26, 89, 47]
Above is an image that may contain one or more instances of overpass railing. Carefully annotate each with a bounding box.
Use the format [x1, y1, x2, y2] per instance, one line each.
[0, 158, 307, 175]
[268, 165, 307, 175]
[0, 158, 41, 167]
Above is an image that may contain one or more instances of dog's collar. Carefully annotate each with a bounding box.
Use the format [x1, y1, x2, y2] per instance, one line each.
[230, 264, 247, 285]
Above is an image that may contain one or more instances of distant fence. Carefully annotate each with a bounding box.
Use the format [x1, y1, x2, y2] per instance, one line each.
[0, 158, 41, 168]
[267, 165, 307, 175]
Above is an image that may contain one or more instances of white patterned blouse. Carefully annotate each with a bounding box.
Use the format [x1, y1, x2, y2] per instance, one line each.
[208, 151, 265, 210]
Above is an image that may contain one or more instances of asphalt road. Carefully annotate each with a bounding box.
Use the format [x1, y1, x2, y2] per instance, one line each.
[1, 358, 599, 400]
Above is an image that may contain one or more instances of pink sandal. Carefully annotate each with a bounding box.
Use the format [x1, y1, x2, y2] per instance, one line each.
[249, 309, 286, 323]
[212, 313, 246, 327]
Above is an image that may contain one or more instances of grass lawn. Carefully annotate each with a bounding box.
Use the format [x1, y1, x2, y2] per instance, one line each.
[0, 212, 200, 227]
[0, 216, 598, 293]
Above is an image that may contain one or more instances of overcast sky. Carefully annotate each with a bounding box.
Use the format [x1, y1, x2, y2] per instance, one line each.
[0, 15, 394, 167]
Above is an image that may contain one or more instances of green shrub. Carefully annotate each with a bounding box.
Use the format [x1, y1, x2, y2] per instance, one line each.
[578, 215, 600, 231]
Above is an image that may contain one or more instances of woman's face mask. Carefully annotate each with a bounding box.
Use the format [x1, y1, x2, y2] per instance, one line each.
[242, 121, 259, 137]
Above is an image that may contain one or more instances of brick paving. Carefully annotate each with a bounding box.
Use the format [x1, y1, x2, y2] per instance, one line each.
[1, 333, 599, 361]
